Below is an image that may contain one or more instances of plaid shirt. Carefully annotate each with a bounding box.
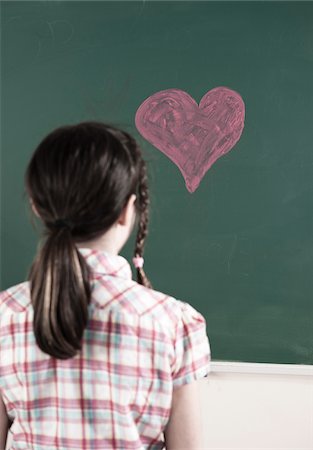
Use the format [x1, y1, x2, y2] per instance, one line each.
[0, 248, 211, 449]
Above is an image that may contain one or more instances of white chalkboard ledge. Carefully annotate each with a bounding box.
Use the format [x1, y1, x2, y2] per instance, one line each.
[210, 361, 313, 376]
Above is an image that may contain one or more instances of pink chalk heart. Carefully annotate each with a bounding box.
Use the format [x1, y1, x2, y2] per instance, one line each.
[135, 87, 245, 193]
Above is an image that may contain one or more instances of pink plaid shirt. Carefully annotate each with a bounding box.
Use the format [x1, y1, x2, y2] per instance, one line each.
[0, 248, 211, 449]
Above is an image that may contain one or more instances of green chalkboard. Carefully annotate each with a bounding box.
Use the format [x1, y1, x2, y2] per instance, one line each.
[2, 1, 313, 365]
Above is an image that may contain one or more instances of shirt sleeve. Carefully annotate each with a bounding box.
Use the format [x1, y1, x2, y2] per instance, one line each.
[171, 300, 211, 389]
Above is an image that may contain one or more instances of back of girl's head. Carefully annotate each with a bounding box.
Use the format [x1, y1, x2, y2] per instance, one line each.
[25, 121, 151, 360]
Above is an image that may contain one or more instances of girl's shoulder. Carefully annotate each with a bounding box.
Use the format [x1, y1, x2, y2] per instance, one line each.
[128, 282, 210, 375]
[0, 281, 31, 316]
[127, 280, 206, 333]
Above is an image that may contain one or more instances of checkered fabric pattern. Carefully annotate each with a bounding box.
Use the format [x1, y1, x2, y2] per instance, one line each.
[0, 248, 211, 449]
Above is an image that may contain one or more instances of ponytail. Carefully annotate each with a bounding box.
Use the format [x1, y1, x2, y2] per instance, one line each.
[28, 226, 91, 359]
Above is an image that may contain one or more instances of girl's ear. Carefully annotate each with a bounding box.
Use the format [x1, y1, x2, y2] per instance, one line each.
[118, 194, 137, 227]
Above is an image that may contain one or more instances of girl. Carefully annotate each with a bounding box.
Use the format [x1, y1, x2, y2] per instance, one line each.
[0, 122, 211, 450]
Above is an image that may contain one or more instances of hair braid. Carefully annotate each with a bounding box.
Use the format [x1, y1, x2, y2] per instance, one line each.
[134, 159, 152, 289]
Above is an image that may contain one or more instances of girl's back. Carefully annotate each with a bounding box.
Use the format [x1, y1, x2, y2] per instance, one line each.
[0, 122, 211, 450]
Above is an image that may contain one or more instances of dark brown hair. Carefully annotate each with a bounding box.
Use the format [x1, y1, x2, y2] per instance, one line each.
[25, 122, 151, 360]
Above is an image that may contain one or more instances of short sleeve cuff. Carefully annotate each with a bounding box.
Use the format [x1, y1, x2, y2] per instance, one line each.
[172, 357, 211, 389]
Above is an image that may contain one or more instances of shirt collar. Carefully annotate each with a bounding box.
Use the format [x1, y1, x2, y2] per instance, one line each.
[76, 247, 132, 280]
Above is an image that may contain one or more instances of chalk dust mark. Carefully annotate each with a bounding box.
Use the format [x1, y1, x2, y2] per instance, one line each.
[3, 16, 22, 27]
[36, 39, 42, 58]
[227, 234, 238, 274]
[128, 0, 147, 36]
[140, 0, 146, 13]
[46, 21, 56, 46]
[36, 19, 75, 56]
[135, 0, 146, 21]
[47, 20, 75, 45]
